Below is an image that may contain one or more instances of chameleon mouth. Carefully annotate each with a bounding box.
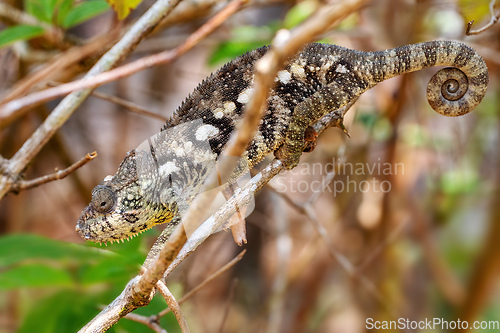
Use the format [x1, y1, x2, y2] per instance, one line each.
[75, 222, 151, 246]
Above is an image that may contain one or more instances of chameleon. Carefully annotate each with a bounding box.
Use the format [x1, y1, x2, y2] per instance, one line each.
[76, 41, 488, 258]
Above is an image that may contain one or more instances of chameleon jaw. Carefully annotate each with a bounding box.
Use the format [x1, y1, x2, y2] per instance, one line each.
[76, 205, 174, 245]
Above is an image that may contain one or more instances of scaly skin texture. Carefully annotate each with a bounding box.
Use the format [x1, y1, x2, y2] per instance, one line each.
[76, 41, 488, 252]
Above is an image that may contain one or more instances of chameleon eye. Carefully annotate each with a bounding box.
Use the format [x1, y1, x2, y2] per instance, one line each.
[91, 185, 116, 214]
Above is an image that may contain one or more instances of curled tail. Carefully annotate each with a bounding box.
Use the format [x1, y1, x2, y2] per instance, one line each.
[367, 40, 489, 116]
[277, 41, 489, 169]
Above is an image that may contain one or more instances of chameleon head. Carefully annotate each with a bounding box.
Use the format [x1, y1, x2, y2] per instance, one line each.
[75, 150, 175, 244]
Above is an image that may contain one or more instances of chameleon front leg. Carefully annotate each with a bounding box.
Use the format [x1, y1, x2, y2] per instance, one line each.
[143, 215, 181, 269]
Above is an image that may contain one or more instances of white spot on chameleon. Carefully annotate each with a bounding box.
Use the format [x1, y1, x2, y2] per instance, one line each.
[159, 161, 180, 177]
[224, 101, 236, 113]
[195, 124, 220, 141]
[277, 70, 292, 84]
[290, 63, 306, 80]
[237, 87, 254, 104]
[335, 64, 348, 73]
[104, 175, 113, 182]
[213, 107, 224, 119]
[174, 141, 193, 157]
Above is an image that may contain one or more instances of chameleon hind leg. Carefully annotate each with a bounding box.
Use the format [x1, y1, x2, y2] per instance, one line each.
[275, 82, 360, 169]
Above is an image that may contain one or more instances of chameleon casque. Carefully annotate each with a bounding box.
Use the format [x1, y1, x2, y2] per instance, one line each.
[76, 41, 488, 260]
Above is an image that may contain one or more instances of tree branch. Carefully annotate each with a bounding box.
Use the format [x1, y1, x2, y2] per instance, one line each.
[155, 280, 189, 333]
[9, 151, 97, 193]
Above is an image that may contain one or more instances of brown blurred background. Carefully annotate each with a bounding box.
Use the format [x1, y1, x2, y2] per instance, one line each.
[1, 0, 499, 332]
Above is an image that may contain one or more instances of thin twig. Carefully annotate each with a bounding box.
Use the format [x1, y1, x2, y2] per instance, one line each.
[91, 90, 168, 122]
[466, 0, 498, 35]
[155, 280, 190, 333]
[0, 32, 119, 110]
[158, 250, 246, 317]
[125, 313, 168, 333]
[9, 151, 97, 193]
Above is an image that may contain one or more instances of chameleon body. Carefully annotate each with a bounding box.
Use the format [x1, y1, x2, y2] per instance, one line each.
[76, 41, 488, 250]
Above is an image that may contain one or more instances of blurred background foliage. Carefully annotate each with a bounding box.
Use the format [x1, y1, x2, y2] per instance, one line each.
[1, 0, 500, 332]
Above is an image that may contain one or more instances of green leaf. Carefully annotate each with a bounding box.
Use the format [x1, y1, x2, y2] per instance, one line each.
[0, 264, 72, 289]
[106, 0, 142, 20]
[0, 25, 45, 49]
[0, 234, 111, 267]
[209, 40, 268, 66]
[25, 0, 56, 23]
[283, 1, 318, 29]
[55, 0, 76, 26]
[63, 1, 110, 28]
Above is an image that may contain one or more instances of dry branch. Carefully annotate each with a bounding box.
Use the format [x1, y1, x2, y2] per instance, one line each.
[157, 250, 246, 317]
[90, 91, 168, 122]
[155, 280, 190, 333]
[9, 151, 97, 193]
[124, 313, 168, 333]
[0, 0, 245, 125]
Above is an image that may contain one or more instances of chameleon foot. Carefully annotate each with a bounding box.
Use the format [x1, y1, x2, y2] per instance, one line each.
[303, 126, 319, 153]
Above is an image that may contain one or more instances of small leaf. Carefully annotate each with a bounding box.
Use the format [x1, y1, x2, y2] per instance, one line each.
[106, 0, 142, 20]
[0, 25, 45, 49]
[63, 1, 110, 28]
[0, 264, 72, 289]
[209, 41, 268, 66]
[25, 0, 51, 22]
[55, 0, 76, 27]
[283, 1, 318, 29]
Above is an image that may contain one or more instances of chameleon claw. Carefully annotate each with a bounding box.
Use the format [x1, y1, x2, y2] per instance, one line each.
[339, 122, 350, 138]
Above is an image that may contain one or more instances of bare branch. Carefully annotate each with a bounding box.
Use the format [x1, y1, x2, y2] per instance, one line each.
[466, 0, 498, 35]
[0, 32, 119, 109]
[90, 90, 168, 122]
[78, 276, 155, 332]
[125, 313, 168, 333]
[9, 152, 97, 193]
[0, 0, 247, 125]
[155, 280, 190, 333]
[158, 250, 246, 317]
